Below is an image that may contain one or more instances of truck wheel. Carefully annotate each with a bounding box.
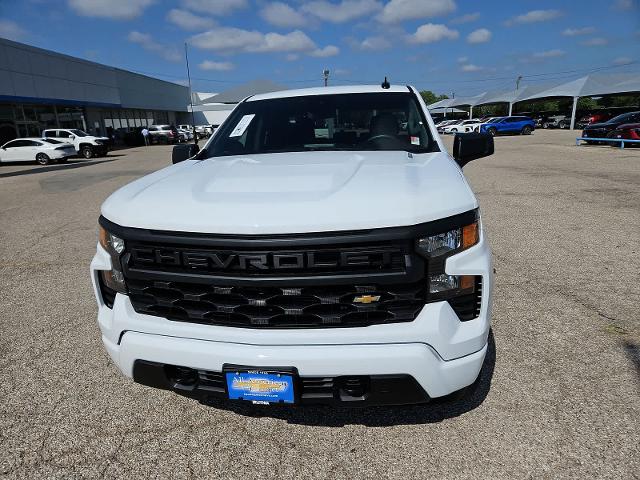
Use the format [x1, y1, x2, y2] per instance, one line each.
[36, 153, 50, 165]
[487, 127, 497, 136]
[81, 146, 93, 159]
[521, 126, 532, 135]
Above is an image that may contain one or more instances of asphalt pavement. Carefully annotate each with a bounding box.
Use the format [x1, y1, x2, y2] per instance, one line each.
[0, 131, 638, 478]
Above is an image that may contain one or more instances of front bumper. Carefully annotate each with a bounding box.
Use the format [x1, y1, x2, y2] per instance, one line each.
[91, 232, 492, 404]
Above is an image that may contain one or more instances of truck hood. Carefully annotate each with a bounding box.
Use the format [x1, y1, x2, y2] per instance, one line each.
[101, 151, 478, 234]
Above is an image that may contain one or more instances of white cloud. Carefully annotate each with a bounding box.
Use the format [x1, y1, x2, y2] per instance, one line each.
[67, 0, 153, 20]
[562, 26, 595, 36]
[532, 49, 565, 59]
[614, 0, 634, 10]
[302, 0, 382, 23]
[378, 0, 456, 24]
[184, 0, 248, 16]
[450, 12, 479, 24]
[355, 36, 392, 51]
[505, 9, 562, 26]
[407, 23, 459, 44]
[167, 9, 215, 30]
[260, 2, 307, 28]
[285, 53, 299, 61]
[256, 30, 317, 52]
[460, 64, 482, 72]
[310, 45, 340, 57]
[582, 37, 608, 46]
[467, 28, 491, 44]
[457, 56, 467, 62]
[0, 20, 26, 40]
[612, 56, 632, 65]
[199, 60, 234, 71]
[128, 31, 182, 62]
[190, 27, 333, 57]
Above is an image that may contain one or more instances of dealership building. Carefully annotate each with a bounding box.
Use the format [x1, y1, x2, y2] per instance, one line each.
[0, 38, 190, 144]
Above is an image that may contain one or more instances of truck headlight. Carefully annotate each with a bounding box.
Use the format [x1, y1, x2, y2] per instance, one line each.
[416, 221, 478, 258]
[416, 215, 482, 320]
[98, 225, 127, 294]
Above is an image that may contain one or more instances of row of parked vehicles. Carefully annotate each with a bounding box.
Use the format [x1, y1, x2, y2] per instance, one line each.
[119, 124, 218, 147]
[0, 122, 220, 165]
[581, 111, 640, 145]
[436, 110, 640, 146]
[0, 128, 110, 165]
[436, 116, 536, 136]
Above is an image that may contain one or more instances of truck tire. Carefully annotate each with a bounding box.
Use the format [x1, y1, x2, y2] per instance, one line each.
[81, 146, 93, 159]
[36, 153, 50, 165]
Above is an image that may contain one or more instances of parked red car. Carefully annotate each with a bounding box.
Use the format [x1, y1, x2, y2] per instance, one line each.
[576, 112, 612, 129]
[609, 123, 640, 146]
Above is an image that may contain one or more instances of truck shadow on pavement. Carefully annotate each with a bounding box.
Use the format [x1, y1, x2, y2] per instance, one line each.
[202, 331, 497, 427]
[0, 157, 122, 179]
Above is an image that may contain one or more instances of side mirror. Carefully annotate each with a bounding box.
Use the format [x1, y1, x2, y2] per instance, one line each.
[453, 132, 494, 168]
[172, 143, 199, 164]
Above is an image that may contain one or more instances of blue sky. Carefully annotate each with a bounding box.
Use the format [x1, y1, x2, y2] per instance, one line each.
[0, 0, 638, 96]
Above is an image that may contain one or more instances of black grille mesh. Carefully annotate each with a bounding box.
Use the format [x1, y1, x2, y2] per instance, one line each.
[128, 279, 426, 328]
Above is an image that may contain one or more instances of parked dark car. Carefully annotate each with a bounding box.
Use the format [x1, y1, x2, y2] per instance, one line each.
[576, 112, 613, 130]
[581, 111, 640, 143]
[123, 127, 145, 147]
[608, 123, 640, 146]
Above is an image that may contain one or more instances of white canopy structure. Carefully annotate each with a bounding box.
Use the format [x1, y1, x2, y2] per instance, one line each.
[428, 73, 640, 128]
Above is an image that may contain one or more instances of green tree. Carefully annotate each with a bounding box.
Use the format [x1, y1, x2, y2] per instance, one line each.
[420, 90, 449, 106]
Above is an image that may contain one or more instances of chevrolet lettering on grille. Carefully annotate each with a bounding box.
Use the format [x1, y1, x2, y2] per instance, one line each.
[128, 247, 404, 273]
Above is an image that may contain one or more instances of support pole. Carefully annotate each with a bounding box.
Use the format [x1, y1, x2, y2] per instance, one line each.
[508, 102, 513, 116]
[469, 106, 473, 119]
[570, 96, 578, 130]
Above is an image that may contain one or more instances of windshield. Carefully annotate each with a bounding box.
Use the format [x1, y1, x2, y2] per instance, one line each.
[200, 92, 437, 158]
[607, 113, 634, 123]
[69, 129, 88, 137]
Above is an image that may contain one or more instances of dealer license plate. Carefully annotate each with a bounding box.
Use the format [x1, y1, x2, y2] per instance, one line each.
[225, 369, 295, 404]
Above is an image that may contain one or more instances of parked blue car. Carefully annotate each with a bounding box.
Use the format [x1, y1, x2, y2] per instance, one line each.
[480, 116, 535, 136]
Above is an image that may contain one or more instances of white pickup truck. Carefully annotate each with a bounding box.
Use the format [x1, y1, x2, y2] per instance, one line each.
[91, 84, 494, 407]
[43, 128, 109, 158]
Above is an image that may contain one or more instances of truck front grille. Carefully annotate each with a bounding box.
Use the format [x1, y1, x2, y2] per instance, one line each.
[127, 279, 426, 328]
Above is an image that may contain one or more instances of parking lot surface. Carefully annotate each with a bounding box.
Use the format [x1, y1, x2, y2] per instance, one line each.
[1, 131, 639, 479]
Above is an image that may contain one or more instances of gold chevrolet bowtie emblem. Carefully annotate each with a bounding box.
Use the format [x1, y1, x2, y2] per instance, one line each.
[353, 295, 381, 304]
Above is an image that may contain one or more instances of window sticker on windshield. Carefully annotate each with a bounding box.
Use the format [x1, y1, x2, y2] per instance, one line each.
[229, 114, 255, 137]
[411, 136, 420, 145]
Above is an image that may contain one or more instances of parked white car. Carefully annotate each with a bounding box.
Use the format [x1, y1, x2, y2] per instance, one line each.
[43, 129, 110, 159]
[0, 137, 76, 165]
[177, 128, 193, 142]
[441, 119, 480, 134]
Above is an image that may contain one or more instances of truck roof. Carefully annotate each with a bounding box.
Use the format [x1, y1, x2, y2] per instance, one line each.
[247, 85, 413, 102]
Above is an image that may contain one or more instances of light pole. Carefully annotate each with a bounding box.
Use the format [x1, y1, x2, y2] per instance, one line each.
[323, 69, 330, 87]
[185, 42, 197, 146]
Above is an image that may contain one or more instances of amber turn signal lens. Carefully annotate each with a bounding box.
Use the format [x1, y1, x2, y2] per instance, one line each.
[462, 222, 479, 250]
[98, 225, 109, 251]
[460, 275, 475, 291]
